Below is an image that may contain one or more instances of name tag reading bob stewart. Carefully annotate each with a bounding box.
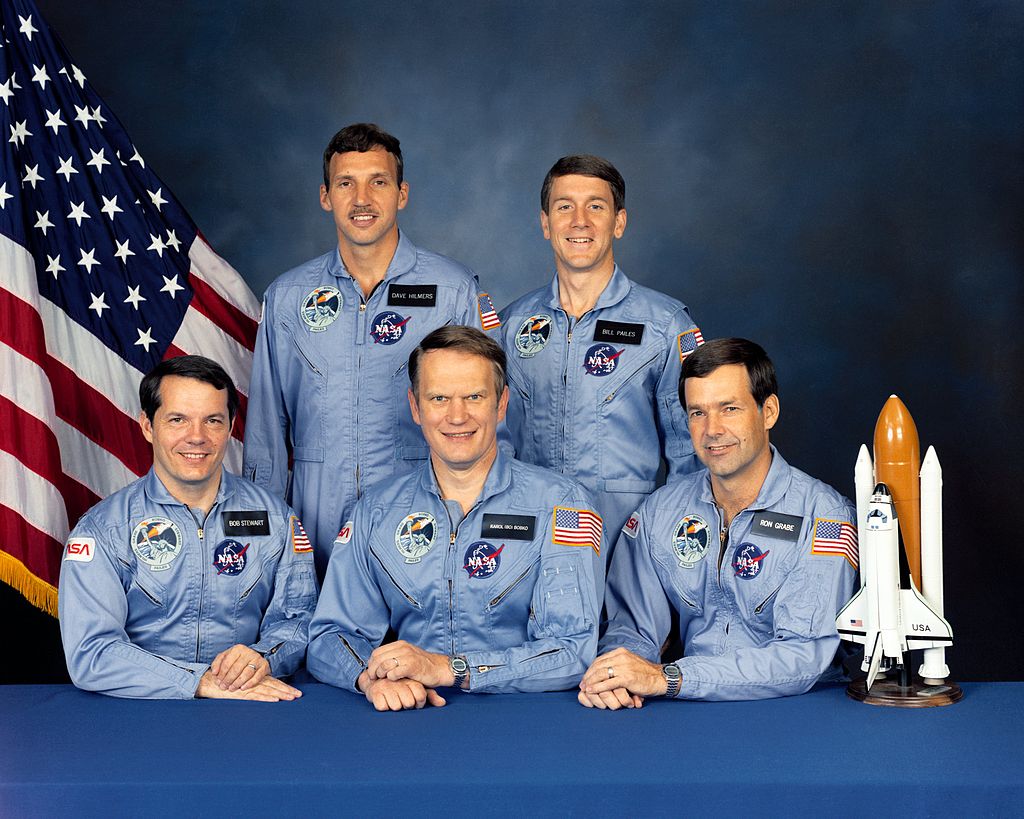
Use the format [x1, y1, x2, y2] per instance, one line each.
[388, 284, 437, 307]
[222, 511, 270, 536]
[750, 512, 803, 543]
[481, 514, 537, 540]
[594, 320, 645, 345]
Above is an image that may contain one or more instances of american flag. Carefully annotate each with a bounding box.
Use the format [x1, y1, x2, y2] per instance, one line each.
[290, 516, 312, 553]
[552, 506, 602, 555]
[0, 0, 259, 615]
[676, 327, 705, 362]
[477, 292, 501, 330]
[811, 518, 859, 569]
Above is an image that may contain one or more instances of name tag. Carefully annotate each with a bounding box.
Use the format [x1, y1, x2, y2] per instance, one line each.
[388, 284, 437, 307]
[222, 511, 270, 536]
[751, 512, 803, 543]
[481, 514, 536, 540]
[594, 320, 645, 345]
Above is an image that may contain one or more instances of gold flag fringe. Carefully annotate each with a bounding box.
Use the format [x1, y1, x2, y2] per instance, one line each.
[0, 551, 58, 617]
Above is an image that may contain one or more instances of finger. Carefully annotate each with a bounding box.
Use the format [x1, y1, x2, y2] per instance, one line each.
[259, 677, 302, 698]
[584, 676, 629, 695]
[411, 683, 428, 709]
[581, 691, 607, 709]
[219, 650, 254, 688]
[608, 688, 634, 709]
[210, 648, 230, 677]
[384, 686, 406, 711]
[577, 690, 594, 708]
[239, 661, 270, 690]
[228, 660, 260, 691]
[632, 695, 644, 708]
[397, 684, 419, 710]
[425, 689, 447, 708]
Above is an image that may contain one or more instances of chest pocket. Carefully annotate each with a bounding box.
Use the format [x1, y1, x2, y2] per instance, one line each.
[393, 359, 429, 461]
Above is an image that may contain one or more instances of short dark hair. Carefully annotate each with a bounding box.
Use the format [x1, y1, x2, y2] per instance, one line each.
[409, 326, 507, 398]
[139, 355, 240, 423]
[322, 123, 403, 188]
[680, 338, 778, 409]
[540, 154, 626, 213]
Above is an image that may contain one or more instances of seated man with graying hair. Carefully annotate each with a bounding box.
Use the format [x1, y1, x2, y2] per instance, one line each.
[59, 355, 317, 700]
[308, 326, 603, 710]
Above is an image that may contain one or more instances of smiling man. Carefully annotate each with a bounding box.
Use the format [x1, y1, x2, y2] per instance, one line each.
[579, 339, 857, 708]
[307, 326, 602, 710]
[244, 123, 499, 580]
[498, 155, 704, 557]
[59, 356, 317, 700]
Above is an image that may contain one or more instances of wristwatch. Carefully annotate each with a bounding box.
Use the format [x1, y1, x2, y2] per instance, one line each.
[662, 663, 681, 698]
[449, 656, 469, 689]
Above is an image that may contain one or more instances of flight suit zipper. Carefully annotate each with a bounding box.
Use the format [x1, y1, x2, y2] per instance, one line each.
[603, 353, 658, 403]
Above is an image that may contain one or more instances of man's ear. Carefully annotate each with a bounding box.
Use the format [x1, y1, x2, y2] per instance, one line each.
[408, 388, 422, 427]
[139, 411, 154, 443]
[762, 394, 780, 431]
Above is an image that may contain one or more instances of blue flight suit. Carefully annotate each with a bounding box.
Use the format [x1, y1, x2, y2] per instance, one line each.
[497, 266, 702, 552]
[601, 447, 858, 700]
[243, 233, 497, 577]
[307, 450, 603, 693]
[58, 468, 318, 699]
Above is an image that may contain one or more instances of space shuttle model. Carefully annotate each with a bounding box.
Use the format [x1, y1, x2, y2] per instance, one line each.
[835, 396, 958, 701]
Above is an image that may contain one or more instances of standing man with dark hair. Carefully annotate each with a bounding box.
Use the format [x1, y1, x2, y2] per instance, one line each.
[498, 155, 704, 555]
[59, 356, 317, 700]
[244, 123, 500, 578]
[578, 339, 857, 708]
[308, 327, 602, 710]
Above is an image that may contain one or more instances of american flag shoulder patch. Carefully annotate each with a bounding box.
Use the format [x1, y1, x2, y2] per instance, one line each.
[677, 328, 705, 363]
[291, 516, 313, 553]
[477, 293, 501, 330]
[811, 517, 858, 569]
[552, 506, 602, 556]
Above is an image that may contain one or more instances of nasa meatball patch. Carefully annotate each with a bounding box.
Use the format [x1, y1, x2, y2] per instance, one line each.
[213, 540, 249, 576]
[463, 541, 503, 579]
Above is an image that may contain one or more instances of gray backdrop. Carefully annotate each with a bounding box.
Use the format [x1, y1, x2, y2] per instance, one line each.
[19, 0, 1024, 680]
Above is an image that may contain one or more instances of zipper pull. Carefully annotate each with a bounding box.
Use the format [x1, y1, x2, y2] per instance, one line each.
[198, 527, 204, 541]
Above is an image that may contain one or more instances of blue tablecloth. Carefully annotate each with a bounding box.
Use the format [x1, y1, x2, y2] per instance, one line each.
[1, 682, 1021, 817]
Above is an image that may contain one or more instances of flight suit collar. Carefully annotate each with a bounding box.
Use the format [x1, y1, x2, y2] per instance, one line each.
[697, 445, 793, 512]
[418, 447, 514, 507]
[328, 230, 417, 282]
[141, 466, 236, 509]
[543, 264, 632, 313]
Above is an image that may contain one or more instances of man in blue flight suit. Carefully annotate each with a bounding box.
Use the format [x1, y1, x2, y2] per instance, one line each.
[244, 123, 499, 579]
[308, 327, 602, 710]
[579, 339, 857, 707]
[59, 356, 317, 700]
[497, 155, 703, 553]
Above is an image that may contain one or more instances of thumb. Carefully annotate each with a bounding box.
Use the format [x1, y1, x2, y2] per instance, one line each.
[426, 689, 447, 708]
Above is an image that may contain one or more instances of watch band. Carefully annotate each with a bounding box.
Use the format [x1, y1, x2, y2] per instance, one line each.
[450, 656, 469, 689]
[662, 663, 681, 698]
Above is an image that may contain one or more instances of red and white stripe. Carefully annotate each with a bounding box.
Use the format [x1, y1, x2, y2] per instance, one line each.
[0, 234, 258, 602]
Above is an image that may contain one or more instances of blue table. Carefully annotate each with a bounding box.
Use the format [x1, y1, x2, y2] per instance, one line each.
[1, 683, 1022, 817]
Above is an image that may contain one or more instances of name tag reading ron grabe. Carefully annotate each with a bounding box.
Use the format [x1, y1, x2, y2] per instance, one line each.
[388, 284, 437, 307]
[594, 320, 645, 345]
[481, 514, 537, 540]
[750, 512, 803, 543]
[222, 511, 270, 536]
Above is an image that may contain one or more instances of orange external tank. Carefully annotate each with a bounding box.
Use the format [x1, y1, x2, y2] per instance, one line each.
[873, 395, 921, 588]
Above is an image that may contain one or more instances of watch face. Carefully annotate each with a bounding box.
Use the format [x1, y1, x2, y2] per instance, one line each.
[663, 664, 681, 680]
[451, 657, 468, 673]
